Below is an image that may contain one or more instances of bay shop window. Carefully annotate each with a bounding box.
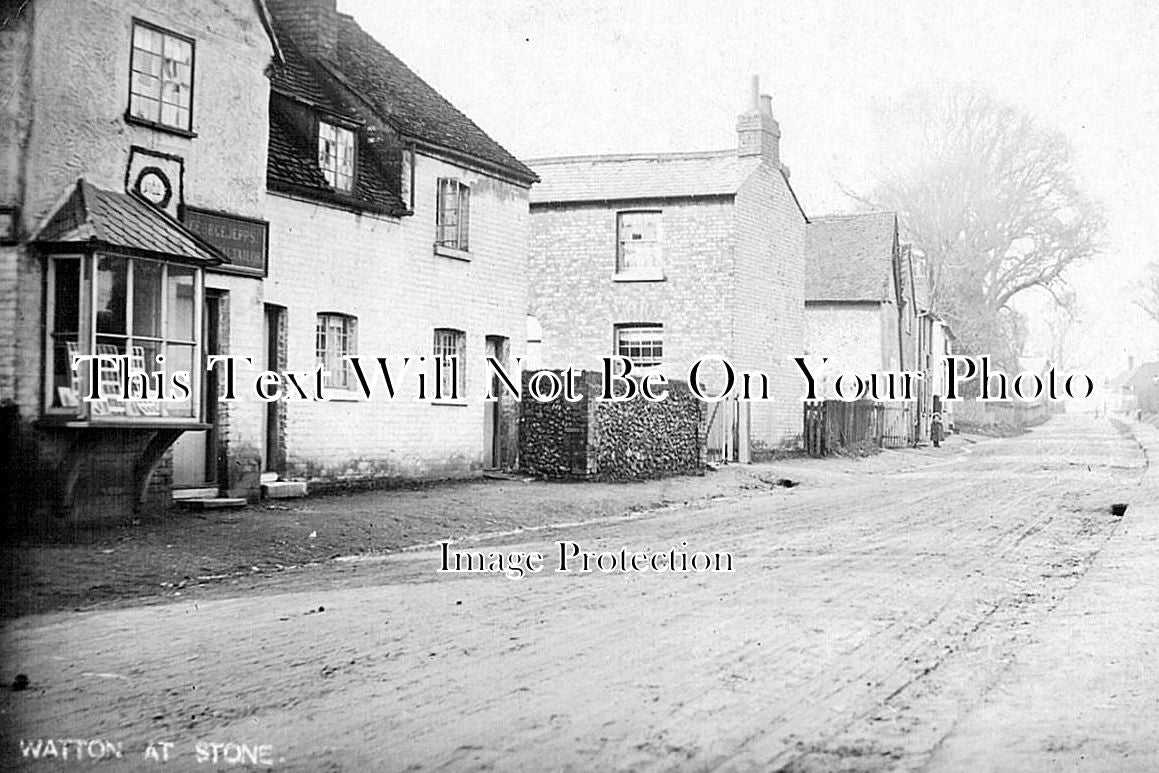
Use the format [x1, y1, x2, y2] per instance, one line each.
[45, 252, 203, 421]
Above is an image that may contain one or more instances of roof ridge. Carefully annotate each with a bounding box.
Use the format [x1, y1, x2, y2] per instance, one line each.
[335, 15, 536, 183]
[810, 210, 896, 221]
[528, 149, 739, 165]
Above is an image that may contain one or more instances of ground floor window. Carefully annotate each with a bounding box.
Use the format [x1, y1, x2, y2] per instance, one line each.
[46, 253, 202, 420]
[615, 323, 663, 370]
[433, 327, 466, 398]
[316, 313, 357, 389]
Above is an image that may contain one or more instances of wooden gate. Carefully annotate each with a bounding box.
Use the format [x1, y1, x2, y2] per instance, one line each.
[880, 401, 914, 448]
[704, 396, 750, 463]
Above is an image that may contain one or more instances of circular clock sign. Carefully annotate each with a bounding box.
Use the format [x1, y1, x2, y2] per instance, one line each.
[134, 166, 173, 209]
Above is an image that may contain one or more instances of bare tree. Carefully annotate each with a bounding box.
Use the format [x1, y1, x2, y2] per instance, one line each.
[1137, 261, 1159, 326]
[1043, 290, 1080, 369]
[857, 85, 1105, 367]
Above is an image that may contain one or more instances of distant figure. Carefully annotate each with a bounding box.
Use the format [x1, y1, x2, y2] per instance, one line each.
[931, 412, 944, 448]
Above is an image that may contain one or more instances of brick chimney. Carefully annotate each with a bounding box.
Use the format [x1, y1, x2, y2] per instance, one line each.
[736, 76, 781, 165]
[266, 0, 339, 61]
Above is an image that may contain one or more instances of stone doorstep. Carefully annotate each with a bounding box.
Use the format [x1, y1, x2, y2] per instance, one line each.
[172, 487, 218, 501]
[174, 497, 247, 510]
[262, 480, 308, 499]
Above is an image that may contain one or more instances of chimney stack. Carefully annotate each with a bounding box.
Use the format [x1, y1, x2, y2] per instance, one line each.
[736, 75, 781, 165]
[266, 0, 339, 61]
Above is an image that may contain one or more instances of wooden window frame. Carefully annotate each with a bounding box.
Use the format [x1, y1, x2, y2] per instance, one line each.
[318, 120, 357, 194]
[315, 312, 357, 390]
[43, 251, 204, 424]
[432, 327, 467, 402]
[614, 323, 664, 371]
[615, 210, 664, 280]
[126, 18, 197, 137]
[435, 178, 471, 257]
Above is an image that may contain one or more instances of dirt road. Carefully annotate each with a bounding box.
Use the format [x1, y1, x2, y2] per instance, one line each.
[2, 414, 1154, 771]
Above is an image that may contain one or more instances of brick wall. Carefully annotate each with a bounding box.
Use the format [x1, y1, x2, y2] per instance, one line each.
[529, 165, 808, 449]
[732, 164, 807, 446]
[0, 6, 30, 407]
[263, 152, 530, 485]
[529, 197, 735, 376]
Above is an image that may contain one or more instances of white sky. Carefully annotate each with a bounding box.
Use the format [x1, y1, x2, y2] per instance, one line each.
[341, 0, 1159, 378]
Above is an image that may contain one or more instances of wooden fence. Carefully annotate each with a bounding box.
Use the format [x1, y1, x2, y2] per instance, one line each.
[803, 399, 884, 457]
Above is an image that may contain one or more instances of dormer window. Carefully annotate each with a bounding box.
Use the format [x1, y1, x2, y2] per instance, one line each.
[318, 121, 355, 193]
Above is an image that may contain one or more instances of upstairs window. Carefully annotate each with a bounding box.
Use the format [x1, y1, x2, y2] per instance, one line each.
[436, 178, 470, 252]
[433, 328, 466, 399]
[316, 313, 356, 389]
[318, 122, 356, 193]
[616, 211, 662, 276]
[129, 21, 194, 132]
[615, 324, 663, 370]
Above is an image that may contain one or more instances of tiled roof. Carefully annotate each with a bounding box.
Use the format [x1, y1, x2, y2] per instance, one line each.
[34, 180, 223, 265]
[332, 16, 535, 184]
[805, 212, 898, 303]
[266, 9, 536, 187]
[268, 39, 358, 121]
[266, 98, 408, 215]
[528, 151, 763, 204]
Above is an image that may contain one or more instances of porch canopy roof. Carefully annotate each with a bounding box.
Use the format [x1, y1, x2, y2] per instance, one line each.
[33, 180, 224, 266]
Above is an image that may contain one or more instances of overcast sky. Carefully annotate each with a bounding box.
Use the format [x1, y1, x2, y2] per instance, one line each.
[341, 0, 1158, 378]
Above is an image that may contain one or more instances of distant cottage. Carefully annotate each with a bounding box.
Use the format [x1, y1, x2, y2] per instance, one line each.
[804, 212, 912, 377]
[804, 212, 953, 443]
[527, 80, 808, 458]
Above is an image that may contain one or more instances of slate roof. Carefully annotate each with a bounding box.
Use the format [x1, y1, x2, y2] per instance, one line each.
[34, 180, 224, 265]
[266, 10, 536, 190]
[805, 212, 898, 303]
[528, 151, 764, 204]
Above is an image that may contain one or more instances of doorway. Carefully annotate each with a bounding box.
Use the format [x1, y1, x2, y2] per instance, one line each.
[262, 304, 286, 479]
[172, 291, 222, 490]
[483, 335, 508, 469]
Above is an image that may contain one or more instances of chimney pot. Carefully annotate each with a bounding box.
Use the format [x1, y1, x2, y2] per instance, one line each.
[736, 79, 781, 165]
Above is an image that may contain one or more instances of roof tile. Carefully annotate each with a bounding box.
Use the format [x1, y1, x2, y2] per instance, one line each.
[266, 9, 535, 189]
[333, 16, 535, 183]
[35, 181, 224, 265]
